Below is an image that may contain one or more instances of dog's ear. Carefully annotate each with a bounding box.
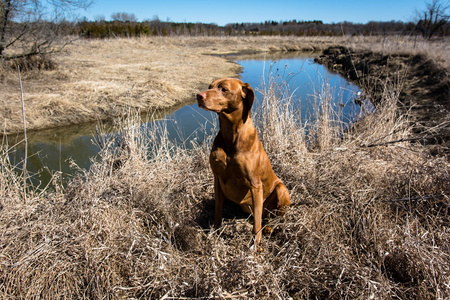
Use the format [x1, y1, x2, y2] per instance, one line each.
[241, 83, 254, 123]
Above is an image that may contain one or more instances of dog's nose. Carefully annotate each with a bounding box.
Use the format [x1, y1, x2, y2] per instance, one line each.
[196, 92, 206, 101]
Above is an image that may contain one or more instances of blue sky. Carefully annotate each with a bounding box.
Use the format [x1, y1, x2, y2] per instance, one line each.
[77, 0, 427, 25]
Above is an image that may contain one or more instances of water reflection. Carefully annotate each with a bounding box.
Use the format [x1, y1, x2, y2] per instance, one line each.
[6, 104, 185, 188]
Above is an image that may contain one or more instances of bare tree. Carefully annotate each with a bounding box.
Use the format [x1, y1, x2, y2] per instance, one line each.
[0, 0, 93, 60]
[111, 12, 137, 22]
[416, 0, 449, 39]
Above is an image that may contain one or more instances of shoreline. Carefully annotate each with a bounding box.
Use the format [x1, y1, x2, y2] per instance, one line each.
[1, 36, 448, 136]
[315, 45, 449, 152]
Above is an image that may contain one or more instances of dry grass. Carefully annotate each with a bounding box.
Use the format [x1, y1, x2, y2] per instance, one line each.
[344, 35, 450, 70]
[1, 67, 449, 298]
[0, 36, 333, 134]
[2, 36, 447, 135]
[0, 37, 242, 134]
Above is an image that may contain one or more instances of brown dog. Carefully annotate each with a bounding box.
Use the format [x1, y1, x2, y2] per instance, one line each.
[197, 78, 290, 245]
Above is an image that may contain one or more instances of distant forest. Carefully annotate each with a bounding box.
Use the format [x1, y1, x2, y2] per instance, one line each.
[74, 19, 450, 38]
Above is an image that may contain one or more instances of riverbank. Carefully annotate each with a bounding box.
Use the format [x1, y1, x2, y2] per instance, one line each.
[2, 36, 448, 135]
[315, 44, 449, 152]
[1, 38, 238, 134]
[0, 36, 334, 134]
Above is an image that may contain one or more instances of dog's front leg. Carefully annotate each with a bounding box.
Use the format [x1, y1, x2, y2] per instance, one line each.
[214, 176, 224, 229]
[251, 183, 264, 245]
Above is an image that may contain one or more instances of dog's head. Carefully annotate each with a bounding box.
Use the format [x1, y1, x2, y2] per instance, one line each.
[196, 78, 255, 123]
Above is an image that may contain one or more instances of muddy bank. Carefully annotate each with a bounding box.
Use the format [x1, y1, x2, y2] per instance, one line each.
[315, 46, 450, 151]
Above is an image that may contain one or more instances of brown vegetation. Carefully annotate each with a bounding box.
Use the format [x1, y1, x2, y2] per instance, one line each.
[1, 36, 449, 135]
[0, 35, 449, 298]
[0, 36, 339, 134]
[0, 37, 238, 134]
[76, 19, 428, 38]
[1, 70, 449, 298]
[316, 42, 449, 152]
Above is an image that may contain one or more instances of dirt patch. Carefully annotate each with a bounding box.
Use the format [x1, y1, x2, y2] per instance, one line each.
[315, 46, 450, 151]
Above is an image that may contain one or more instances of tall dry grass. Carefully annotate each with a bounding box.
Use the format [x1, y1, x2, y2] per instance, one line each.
[1, 138, 27, 206]
[1, 71, 449, 298]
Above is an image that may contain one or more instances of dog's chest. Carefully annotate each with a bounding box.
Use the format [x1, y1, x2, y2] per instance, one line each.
[210, 147, 253, 202]
[210, 147, 247, 178]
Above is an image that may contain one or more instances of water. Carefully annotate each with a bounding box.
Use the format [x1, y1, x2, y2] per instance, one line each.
[6, 53, 369, 188]
[162, 52, 366, 145]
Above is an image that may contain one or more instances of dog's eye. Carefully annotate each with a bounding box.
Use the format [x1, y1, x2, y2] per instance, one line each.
[221, 87, 228, 92]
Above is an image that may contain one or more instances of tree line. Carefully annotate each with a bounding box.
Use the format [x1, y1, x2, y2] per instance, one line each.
[74, 19, 449, 39]
[1, 0, 448, 63]
[75, 19, 222, 38]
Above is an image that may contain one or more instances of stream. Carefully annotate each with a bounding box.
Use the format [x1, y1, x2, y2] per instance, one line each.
[7, 52, 370, 188]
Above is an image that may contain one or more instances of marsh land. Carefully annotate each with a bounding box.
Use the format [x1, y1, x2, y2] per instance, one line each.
[1, 36, 330, 134]
[2, 36, 447, 134]
[1, 36, 449, 299]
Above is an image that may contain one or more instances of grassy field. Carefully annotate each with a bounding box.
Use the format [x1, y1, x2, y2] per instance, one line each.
[1, 36, 449, 298]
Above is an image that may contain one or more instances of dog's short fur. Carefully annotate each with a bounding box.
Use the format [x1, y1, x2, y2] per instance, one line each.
[197, 78, 290, 245]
